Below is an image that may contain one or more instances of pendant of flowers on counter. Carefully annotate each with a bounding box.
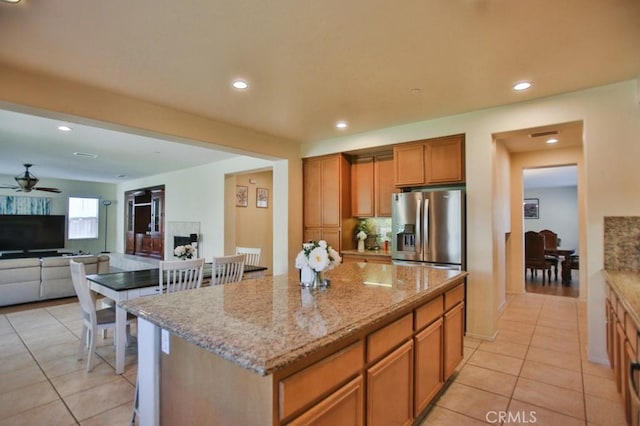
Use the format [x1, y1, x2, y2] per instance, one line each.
[295, 240, 341, 288]
[174, 244, 195, 260]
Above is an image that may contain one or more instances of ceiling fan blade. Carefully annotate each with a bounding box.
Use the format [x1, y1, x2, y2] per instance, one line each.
[34, 187, 62, 193]
[0, 184, 20, 190]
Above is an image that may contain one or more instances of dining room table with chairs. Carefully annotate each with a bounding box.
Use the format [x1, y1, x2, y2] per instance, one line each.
[525, 230, 575, 285]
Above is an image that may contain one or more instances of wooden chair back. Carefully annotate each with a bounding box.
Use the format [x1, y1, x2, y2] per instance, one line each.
[525, 231, 547, 269]
[159, 258, 205, 294]
[539, 229, 558, 251]
[235, 247, 261, 266]
[212, 254, 245, 285]
[70, 259, 97, 326]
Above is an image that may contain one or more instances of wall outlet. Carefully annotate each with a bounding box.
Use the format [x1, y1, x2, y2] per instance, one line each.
[161, 329, 170, 354]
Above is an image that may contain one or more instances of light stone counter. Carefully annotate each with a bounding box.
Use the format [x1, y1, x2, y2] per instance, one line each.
[603, 270, 640, 327]
[121, 262, 467, 376]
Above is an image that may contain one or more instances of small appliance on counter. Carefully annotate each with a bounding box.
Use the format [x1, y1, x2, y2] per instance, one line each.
[391, 189, 465, 270]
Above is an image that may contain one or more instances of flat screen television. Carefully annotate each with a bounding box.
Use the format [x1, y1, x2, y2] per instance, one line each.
[0, 215, 66, 252]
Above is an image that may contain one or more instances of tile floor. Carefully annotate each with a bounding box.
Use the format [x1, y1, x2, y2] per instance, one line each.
[0, 292, 626, 425]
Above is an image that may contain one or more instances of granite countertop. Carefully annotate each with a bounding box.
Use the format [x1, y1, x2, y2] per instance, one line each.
[603, 270, 640, 327]
[341, 249, 392, 258]
[121, 262, 467, 376]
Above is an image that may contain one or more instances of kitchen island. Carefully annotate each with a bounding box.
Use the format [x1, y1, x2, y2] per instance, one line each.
[121, 262, 468, 426]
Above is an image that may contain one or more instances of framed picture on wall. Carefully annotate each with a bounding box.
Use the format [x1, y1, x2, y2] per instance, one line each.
[523, 198, 539, 219]
[257, 188, 269, 208]
[236, 185, 248, 207]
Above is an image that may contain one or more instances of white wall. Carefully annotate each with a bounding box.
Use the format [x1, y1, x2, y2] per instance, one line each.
[115, 156, 291, 276]
[524, 186, 578, 250]
[303, 80, 640, 364]
[0, 176, 117, 254]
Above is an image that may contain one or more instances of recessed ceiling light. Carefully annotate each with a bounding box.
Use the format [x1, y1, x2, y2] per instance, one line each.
[73, 152, 99, 159]
[513, 81, 532, 91]
[0, 0, 21, 4]
[58, 125, 72, 132]
[410, 88, 422, 95]
[546, 138, 558, 144]
[336, 121, 348, 129]
[232, 80, 248, 89]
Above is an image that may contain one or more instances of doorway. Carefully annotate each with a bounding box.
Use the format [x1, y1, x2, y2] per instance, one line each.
[522, 165, 579, 297]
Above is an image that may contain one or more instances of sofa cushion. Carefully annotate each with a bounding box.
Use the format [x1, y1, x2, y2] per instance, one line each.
[41, 255, 101, 299]
[0, 258, 42, 306]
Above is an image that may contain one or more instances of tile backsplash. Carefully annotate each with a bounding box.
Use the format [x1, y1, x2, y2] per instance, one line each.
[604, 216, 640, 271]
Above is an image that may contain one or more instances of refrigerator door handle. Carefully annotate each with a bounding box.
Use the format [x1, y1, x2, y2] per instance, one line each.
[415, 198, 422, 258]
[423, 198, 429, 259]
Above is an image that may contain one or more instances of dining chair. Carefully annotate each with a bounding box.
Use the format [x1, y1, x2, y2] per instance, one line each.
[70, 259, 134, 372]
[211, 254, 245, 285]
[235, 246, 262, 266]
[539, 229, 559, 281]
[524, 231, 553, 285]
[158, 258, 205, 294]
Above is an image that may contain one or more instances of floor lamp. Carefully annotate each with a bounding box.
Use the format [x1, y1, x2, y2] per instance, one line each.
[102, 200, 112, 253]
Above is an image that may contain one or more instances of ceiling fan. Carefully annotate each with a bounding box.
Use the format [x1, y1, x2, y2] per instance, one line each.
[0, 164, 62, 193]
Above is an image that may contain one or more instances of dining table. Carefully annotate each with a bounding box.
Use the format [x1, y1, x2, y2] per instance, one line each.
[544, 247, 575, 284]
[86, 263, 267, 374]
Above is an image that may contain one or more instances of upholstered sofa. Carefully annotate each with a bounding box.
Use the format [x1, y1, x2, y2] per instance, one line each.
[0, 255, 110, 307]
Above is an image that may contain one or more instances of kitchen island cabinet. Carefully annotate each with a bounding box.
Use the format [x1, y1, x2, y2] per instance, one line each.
[122, 263, 467, 426]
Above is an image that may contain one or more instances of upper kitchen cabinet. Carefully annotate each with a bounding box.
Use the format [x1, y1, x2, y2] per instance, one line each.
[351, 154, 395, 217]
[303, 154, 355, 252]
[393, 134, 465, 187]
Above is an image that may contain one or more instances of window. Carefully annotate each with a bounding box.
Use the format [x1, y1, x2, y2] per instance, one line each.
[68, 197, 99, 239]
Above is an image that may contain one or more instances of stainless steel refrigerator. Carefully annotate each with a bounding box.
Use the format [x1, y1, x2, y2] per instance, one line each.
[391, 189, 465, 270]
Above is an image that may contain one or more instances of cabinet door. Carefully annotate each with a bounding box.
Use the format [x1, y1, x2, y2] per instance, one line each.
[375, 155, 394, 217]
[414, 318, 443, 416]
[367, 340, 413, 426]
[321, 155, 342, 228]
[425, 136, 464, 184]
[304, 229, 322, 244]
[606, 298, 615, 369]
[289, 376, 364, 426]
[351, 157, 374, 218]
[626, 340, 638, 425]
[444, 302, 464, 380]
[393, 143, 425, 187]
[321, 229, 341, 253]
[617, 320, 626, 394]
[304, 158, 323, 228]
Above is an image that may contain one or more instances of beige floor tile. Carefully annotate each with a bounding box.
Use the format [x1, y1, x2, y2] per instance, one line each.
[0, 400, 76, 426]
[64, 377, 135, 421]
[81, 401, 135, 426]
[519, 359, 583, 392]
[455, 364, 517, 397]
[585, 393, 626, 425]
[23, 331, 79, 352]
[51, 362, 123, 397]
[512, 377, 585, 419]
[477, 340, 529, 359]
[0, 381, 60, 421]
[0, 364, 48, 395]
[582, 359, 614, 379]
[38, 351, 103, 378]
[0, 333, 29, 358]
[530, 333, 581, 354]
[464, 336, 482, 349]
[583, 373, 620, 402]
[435, 382, 509, 422]
[526, 345, 582, 372]
[494, 329, 533, 346]
[31, 339, 84, 364]
[537, 317, 578, 331]
[0, 351, 39, 375]
[420, 405, 490, 425]
[497, 319, 536, 336]
[467, 350, 524, 376]
[507, 399, 584, 426]
[534, 323, 581, 340]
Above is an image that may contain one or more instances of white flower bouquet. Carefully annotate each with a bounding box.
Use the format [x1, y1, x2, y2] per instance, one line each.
[174, 244, 195, 260]
[295, 240, 341, 273]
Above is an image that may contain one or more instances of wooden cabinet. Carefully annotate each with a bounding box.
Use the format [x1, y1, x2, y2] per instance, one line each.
[289, 376, 364, 426]
[341, 253, 392, 265]
[303, 154, 355, 252]
[393, 134, 464, 187]
[444, 284, 465, 379]
[414, 318, 443, 415]
[124, 186, 165, 259]
[351, 154, 395, 218]
[367, 340, 413, 426]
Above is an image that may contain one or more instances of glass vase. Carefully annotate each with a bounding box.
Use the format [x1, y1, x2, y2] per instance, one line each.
[300, 266, 323, 289]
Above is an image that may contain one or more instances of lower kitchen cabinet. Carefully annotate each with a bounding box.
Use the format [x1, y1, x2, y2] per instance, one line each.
[444, 302, 464, 379]
[367, 340, 414, 426]
[289, 376, 364, 426]
[414, 318, 444, 415]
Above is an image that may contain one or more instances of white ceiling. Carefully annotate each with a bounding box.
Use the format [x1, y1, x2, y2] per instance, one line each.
[523, 165, 578, 189]
[0, 0, 638, 184]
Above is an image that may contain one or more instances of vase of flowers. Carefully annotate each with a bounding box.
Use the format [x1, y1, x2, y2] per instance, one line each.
[174, 244, 195, 260]
[295, 240, 341, 288]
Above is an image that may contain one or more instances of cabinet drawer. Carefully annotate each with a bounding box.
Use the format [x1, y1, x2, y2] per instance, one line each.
[444, 284, 464, 311]
[367, 313, 413, 362]
[415, 296, 443, 331]
[279, 341, 364, 421]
